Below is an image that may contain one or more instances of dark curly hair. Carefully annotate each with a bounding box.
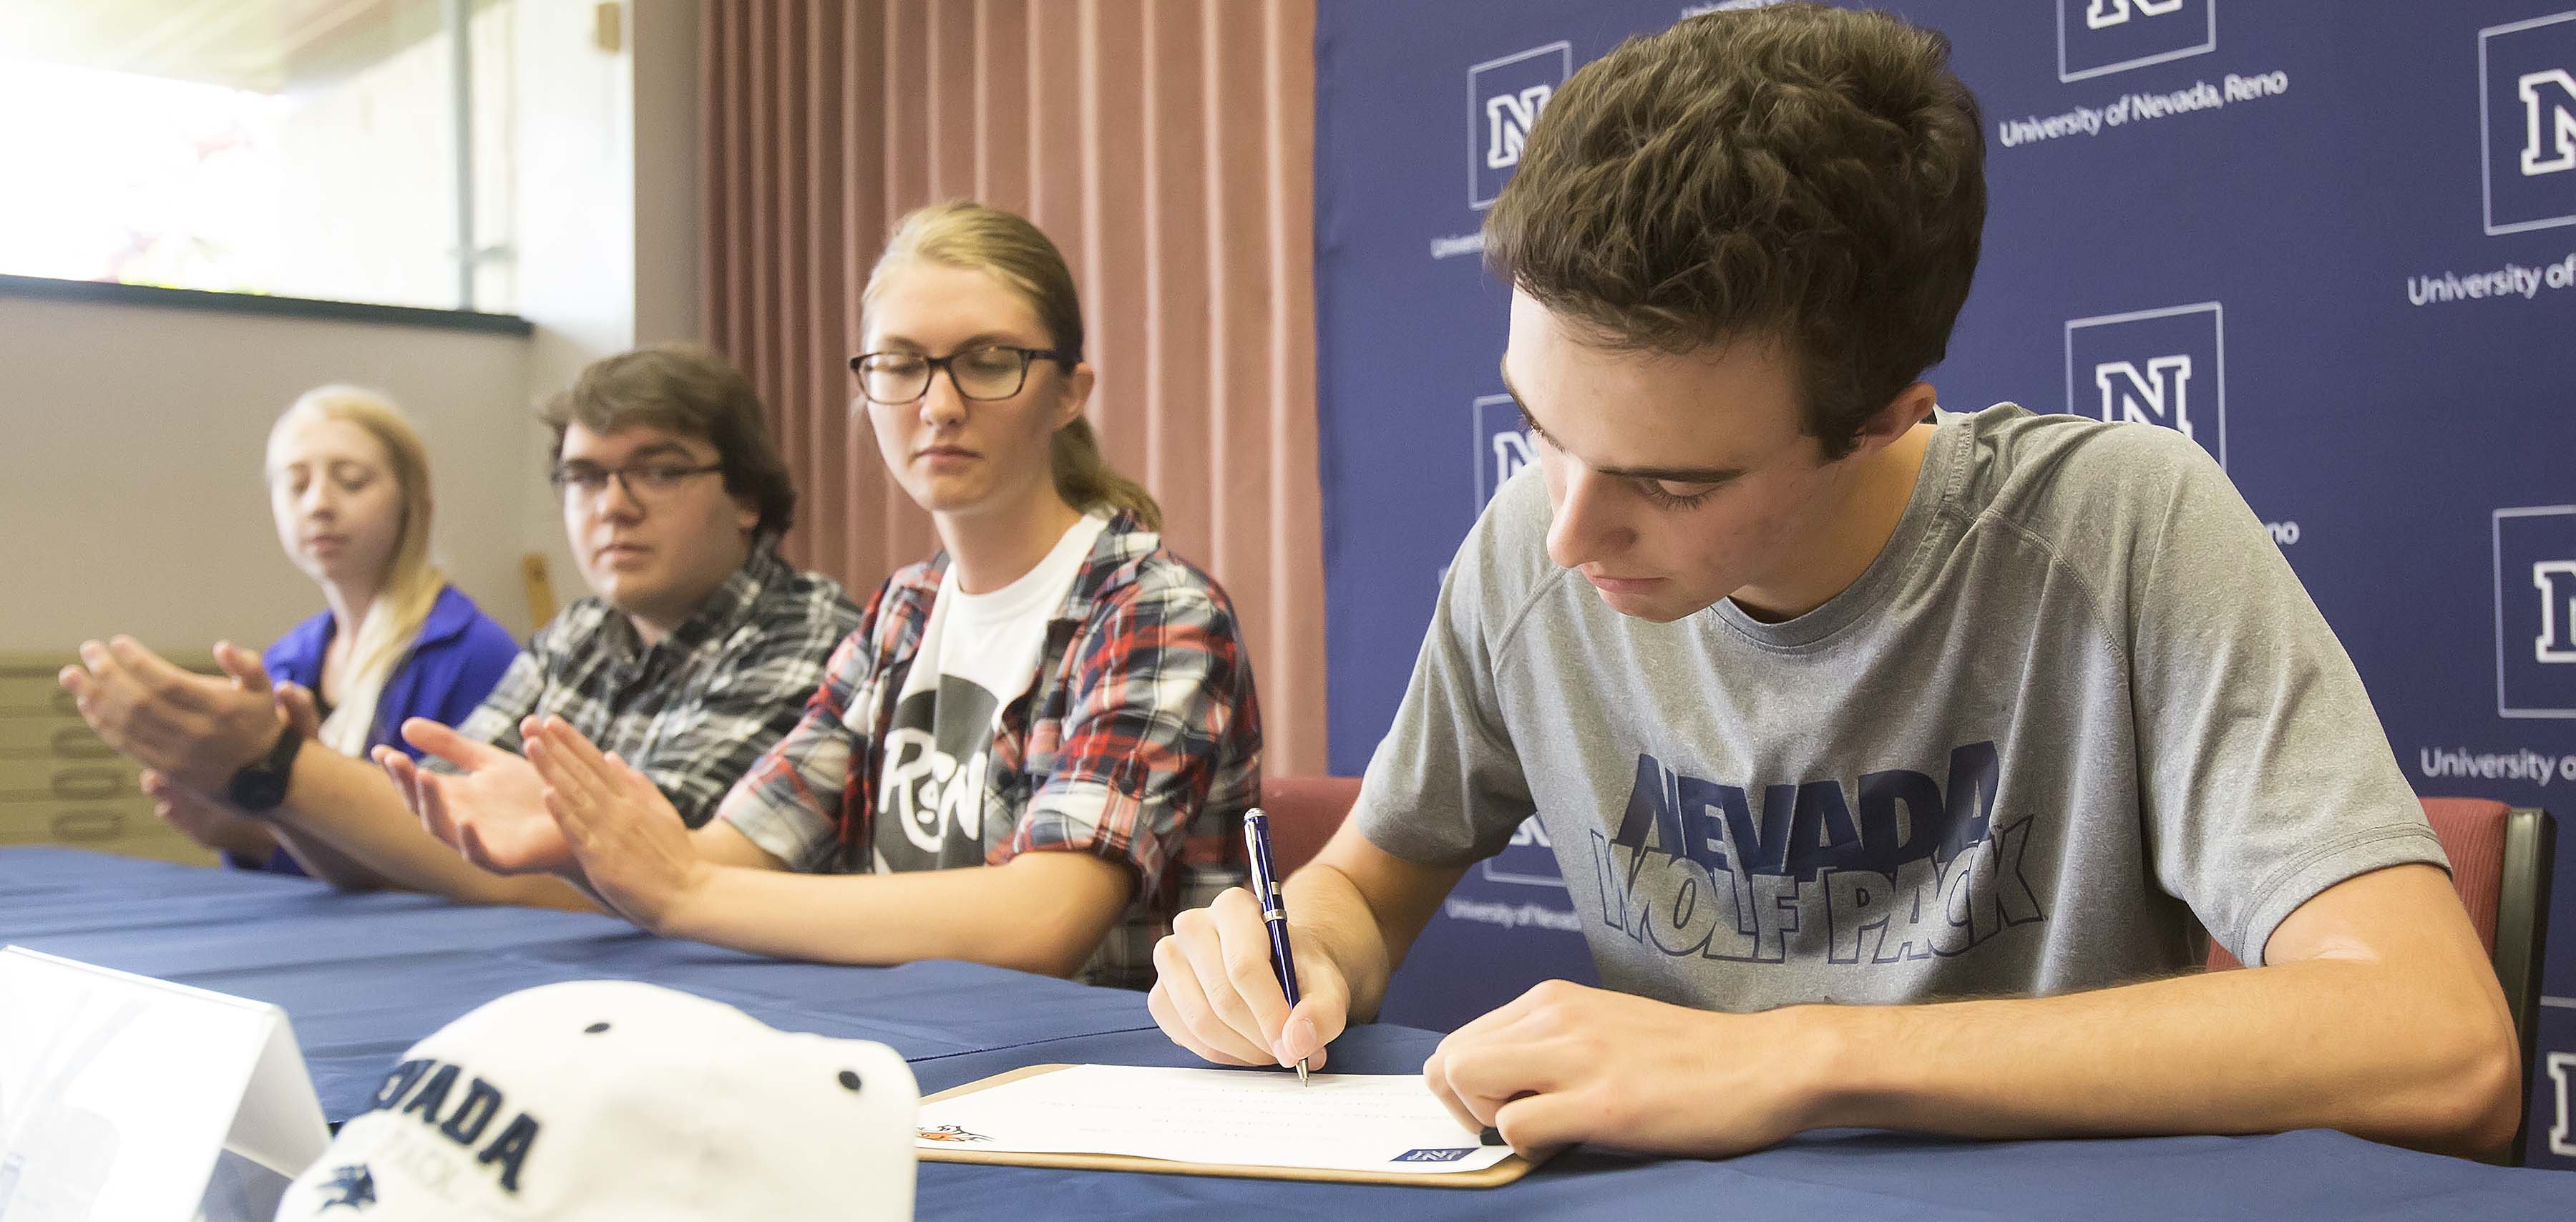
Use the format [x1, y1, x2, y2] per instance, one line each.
[1484, 3, 1986, 459]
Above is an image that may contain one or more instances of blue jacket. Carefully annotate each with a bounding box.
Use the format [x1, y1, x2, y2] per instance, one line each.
[230, 585, 522, 875]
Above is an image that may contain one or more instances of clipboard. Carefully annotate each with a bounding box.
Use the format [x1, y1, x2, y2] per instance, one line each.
[915, 1064, 1550, 1188]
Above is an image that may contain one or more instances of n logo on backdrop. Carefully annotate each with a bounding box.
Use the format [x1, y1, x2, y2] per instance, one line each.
[2539, 562, 2576, 662]
[2085, 0, 2181, 30]
[2494, 506, 2576, 718]
[1485, 87, 1550, 170]
[2523, 69, 2576, 175]
[2059, 0, 2214, 82]
[2481, 11, 2576, 233]
[1470, 394, 1532, 509]
[2550, 1052, 2576, 1157]
[2094, 357, 2194, 436]
[2063, 302, 2227, 467]
[1469, 42, 1572, 209]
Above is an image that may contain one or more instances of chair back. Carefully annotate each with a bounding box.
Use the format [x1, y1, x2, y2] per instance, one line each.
[2202, 798, 2555, 1165]
[1257, 776, 1363, 878]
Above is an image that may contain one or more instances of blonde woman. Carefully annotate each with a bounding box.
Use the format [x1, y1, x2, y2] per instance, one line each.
[162, 386, 519, 875]
[412, 202, 1262, 987]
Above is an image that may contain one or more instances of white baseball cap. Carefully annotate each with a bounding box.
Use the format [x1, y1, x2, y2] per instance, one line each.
[271, 979, 917, 1221]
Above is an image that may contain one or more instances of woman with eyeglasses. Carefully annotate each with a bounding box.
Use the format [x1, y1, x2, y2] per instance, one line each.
[148, 386, 519, 876]
[416, 202, 1261, 986]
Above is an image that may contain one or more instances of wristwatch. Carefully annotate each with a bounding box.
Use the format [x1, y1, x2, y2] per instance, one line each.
[225, 724, 304, 813]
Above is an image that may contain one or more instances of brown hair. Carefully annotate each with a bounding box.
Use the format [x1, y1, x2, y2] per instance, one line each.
[540, 343, 798, 539]
[862, 200, 1163, 531]
[1483, 3, 1986, 459]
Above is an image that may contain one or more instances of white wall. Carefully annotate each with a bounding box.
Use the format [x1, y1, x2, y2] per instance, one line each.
[0, 0, 703, 663]
[0, 294, 543, 654]
[507, 0, 703, 611]
[630, 0, 701, 348]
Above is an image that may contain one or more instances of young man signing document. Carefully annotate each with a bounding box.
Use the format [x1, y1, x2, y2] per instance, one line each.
[1146, 4, 2519, 1162]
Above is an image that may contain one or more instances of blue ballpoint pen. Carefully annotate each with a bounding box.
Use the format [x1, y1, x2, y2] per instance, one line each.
[1241, 808, 1310, 1085]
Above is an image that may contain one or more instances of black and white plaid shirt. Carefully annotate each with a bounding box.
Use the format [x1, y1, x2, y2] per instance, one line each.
[427, 548, 861, 826]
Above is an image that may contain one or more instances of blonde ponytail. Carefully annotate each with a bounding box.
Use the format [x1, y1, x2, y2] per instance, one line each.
[1050, 419, 1162, 531]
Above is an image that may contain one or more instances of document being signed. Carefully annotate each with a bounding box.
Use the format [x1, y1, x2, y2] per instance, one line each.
[914, 1065, 1516, 1176]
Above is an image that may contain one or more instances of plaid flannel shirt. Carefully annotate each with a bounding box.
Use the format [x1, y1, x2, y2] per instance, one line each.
[720, 513, 1262, 989]
[429, 548, 861, 827]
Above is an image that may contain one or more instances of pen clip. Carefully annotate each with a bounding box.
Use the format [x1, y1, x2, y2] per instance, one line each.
[1241, 808, 1276, 906]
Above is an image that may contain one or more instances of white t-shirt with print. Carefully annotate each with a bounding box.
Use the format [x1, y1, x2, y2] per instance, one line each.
[872, 512, 1109, 872]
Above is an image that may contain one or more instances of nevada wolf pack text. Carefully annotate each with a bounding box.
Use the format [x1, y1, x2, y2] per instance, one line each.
[1588, 742, 2046, 965]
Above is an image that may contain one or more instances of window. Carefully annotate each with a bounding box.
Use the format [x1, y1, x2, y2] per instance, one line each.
[0, 0, 517, 313]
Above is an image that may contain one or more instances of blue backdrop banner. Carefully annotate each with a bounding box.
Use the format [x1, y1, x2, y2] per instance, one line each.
[1314, 0, 2576, 1167]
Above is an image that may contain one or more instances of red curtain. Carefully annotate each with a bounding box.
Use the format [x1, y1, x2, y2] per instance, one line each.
[701, 0, 1328, 776]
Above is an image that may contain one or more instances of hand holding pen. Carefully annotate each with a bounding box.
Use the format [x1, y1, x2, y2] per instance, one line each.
[1243, 808, 1310, 1084]
[1144, 807, 1352, 1076]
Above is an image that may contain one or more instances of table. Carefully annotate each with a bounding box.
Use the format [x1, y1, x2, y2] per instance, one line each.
[0, 848, 1146, 1118]
[3, 848, 2565, 1220]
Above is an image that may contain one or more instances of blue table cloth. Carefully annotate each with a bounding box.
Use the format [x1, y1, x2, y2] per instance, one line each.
[3, 848, 2566, 1220]
[0, 848, 1149, 1117]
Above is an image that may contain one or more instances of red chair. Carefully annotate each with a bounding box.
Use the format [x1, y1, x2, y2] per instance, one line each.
[1257, 776, 1363, 878]
[2205, 798, 2555, 1163]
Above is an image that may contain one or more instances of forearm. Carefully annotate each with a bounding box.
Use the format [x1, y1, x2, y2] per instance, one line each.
[657, 855, 1123, 976]
[1802, 958, 2522, 1155]
[205, 819, 286, 866]
[268, 744, 591, 910]
[265, 823, 390, 891]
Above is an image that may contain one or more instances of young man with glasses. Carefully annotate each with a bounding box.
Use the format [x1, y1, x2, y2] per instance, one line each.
[401, 202, 1262, 988]
[62, 344, 861, 906]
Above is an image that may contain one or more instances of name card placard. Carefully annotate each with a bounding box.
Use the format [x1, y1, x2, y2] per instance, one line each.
[0, 947, 328, 1221]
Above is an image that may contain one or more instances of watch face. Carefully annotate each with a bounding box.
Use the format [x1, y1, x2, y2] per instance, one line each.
[230, 728, 298, 813]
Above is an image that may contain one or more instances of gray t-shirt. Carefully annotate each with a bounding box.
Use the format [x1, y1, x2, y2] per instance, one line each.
[1357, 405, 2443, 1011]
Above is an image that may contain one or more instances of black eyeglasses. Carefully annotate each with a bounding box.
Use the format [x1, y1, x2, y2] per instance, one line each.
[849, 344, 1077, 405]
[548, 461, 725, 503]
